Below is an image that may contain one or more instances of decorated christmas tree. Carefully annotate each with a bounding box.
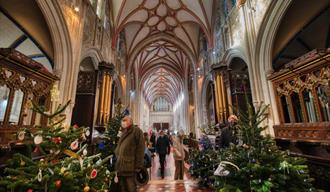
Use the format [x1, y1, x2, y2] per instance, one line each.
[0, 100, 113, 192]
[189, 104, 317, 191]
[95, 100, 127, 158]
[214, 104, 317, 191]
[189, 134, 217, 187]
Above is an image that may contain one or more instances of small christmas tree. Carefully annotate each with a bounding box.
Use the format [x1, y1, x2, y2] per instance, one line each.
[189, 149, 218, 187]
[189, 135, 217, 187]
[0, 101, 113, 192]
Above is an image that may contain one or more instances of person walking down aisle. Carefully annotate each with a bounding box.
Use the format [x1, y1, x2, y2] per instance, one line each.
[173, 130, 188, 180]
[115, 116, 145, 192]
[156, 130, 171, 179]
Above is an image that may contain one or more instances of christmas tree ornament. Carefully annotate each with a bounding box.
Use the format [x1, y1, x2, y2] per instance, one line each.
[98, 142, 105, 150]
[81, 133, 87, 141]
[90, 169, 98, 179]
[70, 139, 79, 150]
[60, 167, 66, 174]
[37, 169, 42, 182]
[20, 158, 25, 166]
[26, 189, 33, 192]
[52, 137, 62, 144]
[51, 159, 59, 165]
[84, 186, 90, 192]
[96, 159, 102, 166]
[83, 148, 88, 156]
[48, 168, 54, 175]
[114, 175, 119, 183]
[85, 129, 90, 137]
[34, 135, 43, 145]
[18, 131, 25, 141]
[55, 180, 62, 188]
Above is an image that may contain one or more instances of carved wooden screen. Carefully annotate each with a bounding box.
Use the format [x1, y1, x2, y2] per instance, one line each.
[269, 49, 330, 143]
[0, 48, 57, 146]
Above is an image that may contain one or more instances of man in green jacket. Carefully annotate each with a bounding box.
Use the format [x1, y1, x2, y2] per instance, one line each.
[115, 116, 145, 192]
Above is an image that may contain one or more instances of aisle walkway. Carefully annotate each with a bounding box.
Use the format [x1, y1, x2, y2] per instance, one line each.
[138, 151, 213, 192]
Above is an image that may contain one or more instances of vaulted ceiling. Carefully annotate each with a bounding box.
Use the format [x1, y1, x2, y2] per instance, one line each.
[111, 0, 215, 106]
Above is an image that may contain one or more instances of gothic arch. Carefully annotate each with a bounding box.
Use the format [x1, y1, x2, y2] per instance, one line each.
[252, 0, 293, 135]
[36, 0, 73, 103]
[201, 75, 214, 125]
[80, 48, 104, 69]
[222, 48, 249, 67]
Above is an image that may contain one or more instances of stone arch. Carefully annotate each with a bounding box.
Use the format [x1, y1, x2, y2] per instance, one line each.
[36, 0, 73, 104]
[222, 48, 249, 67]
[254, 0, 293, 134]
[201, 74, 215, 126]
[80, 48, 104, 69]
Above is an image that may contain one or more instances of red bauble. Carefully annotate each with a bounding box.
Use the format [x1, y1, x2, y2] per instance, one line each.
[55, 180, 62, 188]
[51, 159, 59, 165]
[52, 137, 62, 144]
[26, 189, 33, 192]
[90, 169, 97, 179]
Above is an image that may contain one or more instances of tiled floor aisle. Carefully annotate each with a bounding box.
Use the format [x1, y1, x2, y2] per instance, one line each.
[138, 150, 213, 192]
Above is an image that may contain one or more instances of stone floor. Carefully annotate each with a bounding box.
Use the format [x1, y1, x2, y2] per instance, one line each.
[138, 150, 213, 192]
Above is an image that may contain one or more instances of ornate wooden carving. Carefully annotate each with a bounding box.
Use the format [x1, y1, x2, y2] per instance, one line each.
[269, 48, 330, 143]
[0, 48, 58, 146]
[77, 71, 96, 93]
[273, 123, 330, 143]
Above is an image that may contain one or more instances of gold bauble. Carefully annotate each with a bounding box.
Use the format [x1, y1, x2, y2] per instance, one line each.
[84, 186, 90, 192]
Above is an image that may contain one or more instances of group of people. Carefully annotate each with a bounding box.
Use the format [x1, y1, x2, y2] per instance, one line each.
[113, 114, 239, 192]
[151, 129, 187, 180]
[114, 115, 188, 192]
